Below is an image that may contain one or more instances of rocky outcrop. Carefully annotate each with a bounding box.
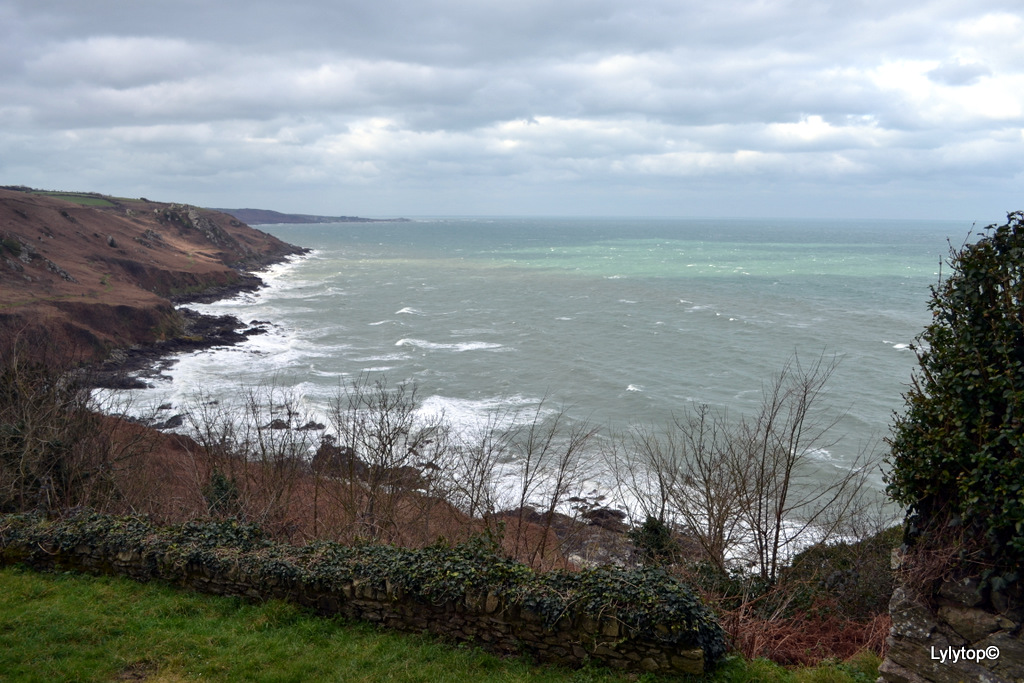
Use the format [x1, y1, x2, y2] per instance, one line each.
[879, 578, 1024, 683]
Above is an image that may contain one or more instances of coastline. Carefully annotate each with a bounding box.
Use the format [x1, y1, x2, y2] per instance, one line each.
[86, 251, 309, 390]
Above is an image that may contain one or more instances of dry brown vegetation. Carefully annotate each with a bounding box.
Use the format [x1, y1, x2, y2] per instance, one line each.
[0, 330, 899, 666]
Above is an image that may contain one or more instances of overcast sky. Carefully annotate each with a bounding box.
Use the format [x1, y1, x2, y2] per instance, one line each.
[1, 1, 1022, 220]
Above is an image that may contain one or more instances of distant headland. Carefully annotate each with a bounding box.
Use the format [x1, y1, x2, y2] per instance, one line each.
[215, 208, 410, 225]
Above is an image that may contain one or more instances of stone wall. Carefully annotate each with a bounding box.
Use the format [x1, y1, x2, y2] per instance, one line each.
[879, 578, 1024, 683]
[0, 516, 718, 675]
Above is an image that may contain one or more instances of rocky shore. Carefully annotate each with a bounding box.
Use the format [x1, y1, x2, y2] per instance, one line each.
[86, 308, 277, 389]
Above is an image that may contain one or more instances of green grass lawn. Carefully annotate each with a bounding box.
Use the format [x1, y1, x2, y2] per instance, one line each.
[32, 191, 116, 207]
[0, 566, 879, 682]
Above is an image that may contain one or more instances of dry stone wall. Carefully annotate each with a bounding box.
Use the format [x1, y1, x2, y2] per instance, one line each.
[879, 578, 1024, 683]
[0, 513, 724, 675]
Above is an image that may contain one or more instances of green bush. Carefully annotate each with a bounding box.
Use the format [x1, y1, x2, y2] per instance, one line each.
[628, 516, 679, 566]
[887, 211, 1024, 580]
[785, 527, 900, 619]
[0, 236, 21, 256]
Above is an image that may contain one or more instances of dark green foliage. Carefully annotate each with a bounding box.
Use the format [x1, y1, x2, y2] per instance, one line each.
[1, 236, 22, 256]
[785, 527, 900, 619]
[628, 516, 679, 566]
[0, 511, 728, 666]
[887, 211, 1024, 575]
[203, 470, 240, 516]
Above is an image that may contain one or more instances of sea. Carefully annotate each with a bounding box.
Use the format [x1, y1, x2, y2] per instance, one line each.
[109, 216, 971, 494]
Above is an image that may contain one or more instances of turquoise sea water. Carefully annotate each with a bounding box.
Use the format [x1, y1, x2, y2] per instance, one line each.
[123, 217, 968, 489]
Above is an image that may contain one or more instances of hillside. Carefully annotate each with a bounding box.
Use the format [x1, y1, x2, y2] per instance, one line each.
[0, 188, 306, 364]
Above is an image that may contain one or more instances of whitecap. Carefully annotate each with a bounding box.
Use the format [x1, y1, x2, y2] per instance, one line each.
[415, 394, 548, 436]
[395, 338, 503, 352]
[626, 384, 644, 392]
[807, 448, 834, 461]
[395, 307, 424, 315]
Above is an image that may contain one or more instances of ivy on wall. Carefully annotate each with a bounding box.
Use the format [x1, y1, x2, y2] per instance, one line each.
[0, 511, 727, 667]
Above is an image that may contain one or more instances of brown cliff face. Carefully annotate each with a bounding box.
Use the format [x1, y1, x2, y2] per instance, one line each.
[0, 188, 306, 361]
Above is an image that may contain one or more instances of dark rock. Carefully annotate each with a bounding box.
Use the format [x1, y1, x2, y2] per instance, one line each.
[154, 414, 184, 430]
[583, 507, 628, 532]
[938, 577, 986, 608]
[312, 439, 367, 478]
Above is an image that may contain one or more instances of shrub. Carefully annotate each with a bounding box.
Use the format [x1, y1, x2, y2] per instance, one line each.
[628, 515, 679, 566]
[887, 211, 1024, 582]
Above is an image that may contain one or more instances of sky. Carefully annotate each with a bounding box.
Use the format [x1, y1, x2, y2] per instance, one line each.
[1, 1, 1022, 221]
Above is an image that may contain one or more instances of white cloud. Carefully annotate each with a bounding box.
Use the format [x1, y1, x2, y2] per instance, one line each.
[0, 0, 1022, 218]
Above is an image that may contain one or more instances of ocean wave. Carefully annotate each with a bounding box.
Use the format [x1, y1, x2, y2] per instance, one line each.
[395, 307, 425, 315]
[395, 338, 503, 352]
[415, 394, 548, 435]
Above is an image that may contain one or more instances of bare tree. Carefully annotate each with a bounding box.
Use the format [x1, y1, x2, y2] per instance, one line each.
[609, 404, 742, 572]
[610, 353, 881, 581]
[180, 382, 318, 539]
[322, 375, 451, 543]
[441, 408, 518, 522]
[0, 333, 154, 515]
[492, 402, 600, 567]
[731, 354, 876, 582]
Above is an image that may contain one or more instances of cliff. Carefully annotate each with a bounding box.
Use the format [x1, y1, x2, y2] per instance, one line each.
[0, 188, 306, 363]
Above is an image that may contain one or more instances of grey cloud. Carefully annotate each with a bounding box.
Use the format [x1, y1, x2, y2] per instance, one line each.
[1, 0, 1022, 218]
[927, 60, 992, 86]
[25, 37, 212, 88]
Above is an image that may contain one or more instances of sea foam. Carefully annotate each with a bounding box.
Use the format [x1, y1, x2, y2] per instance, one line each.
[395, 338, 503, 352]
